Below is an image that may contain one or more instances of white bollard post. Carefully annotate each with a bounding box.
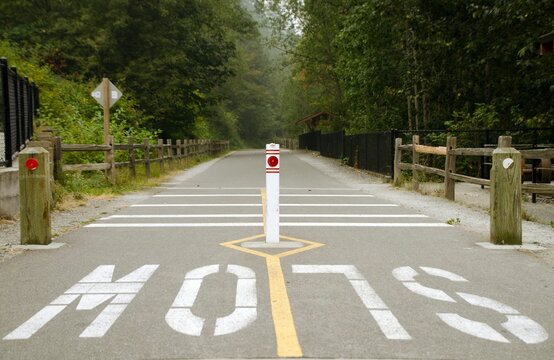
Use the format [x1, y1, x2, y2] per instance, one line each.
[266, 143, 280, 243]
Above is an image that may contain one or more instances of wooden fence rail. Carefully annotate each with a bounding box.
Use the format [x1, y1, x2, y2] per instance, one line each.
[394, 135, 554, 200]
[51, 136, 229, 184]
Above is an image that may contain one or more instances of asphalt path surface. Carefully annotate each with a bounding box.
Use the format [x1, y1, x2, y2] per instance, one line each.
[1, 149, 552, 359]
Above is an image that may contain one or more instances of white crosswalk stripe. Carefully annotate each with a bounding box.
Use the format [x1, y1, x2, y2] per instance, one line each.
[89, 191, 449, 229]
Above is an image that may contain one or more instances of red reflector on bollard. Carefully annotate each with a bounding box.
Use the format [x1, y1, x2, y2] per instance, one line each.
[25, 158, 39, 170]
[267, 156, 279, 167]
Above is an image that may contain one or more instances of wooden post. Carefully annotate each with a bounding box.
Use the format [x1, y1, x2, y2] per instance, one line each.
[182, 140, 187, 168]
[186, 139, 191, 166]
[102, 78, 111, 181]
[412, 135, 420, 191]
[158, 139, 164, 173]
[36, 130, 55, 183]
[128, 136, 136, 178]
[176, 139, 182, 168]
[143, 138, 151, 178]
[490, 136, 522, 245]
[19, 147, 51, 245]
[498, 135, 512, 148]
[540, 158, 552, 183]
[102, 78, 110, 145]
[53, 136, 62, 180]
[167, 139, 173, 170]
[108, 135, 116, 185]
[393, 138, 402, 186]
[444, 136, 457, 201]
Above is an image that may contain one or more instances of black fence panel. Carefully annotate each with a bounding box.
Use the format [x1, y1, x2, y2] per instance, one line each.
[299, 127, 552, 180]
[341, 131, 393, 176]
[298, 131, 321, 152]
[320, 130, 344, 159]
[366, 131, 393, 175]
[0, 58, 39, 167]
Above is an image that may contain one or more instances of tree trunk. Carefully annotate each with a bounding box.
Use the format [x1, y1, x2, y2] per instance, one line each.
[407, 96, 413, 130]
[414, 84, 420, 131]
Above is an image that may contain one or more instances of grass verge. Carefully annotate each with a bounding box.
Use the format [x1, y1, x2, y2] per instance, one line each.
[54, 153, 224, 211]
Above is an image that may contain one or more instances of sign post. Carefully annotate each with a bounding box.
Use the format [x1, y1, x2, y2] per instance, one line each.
[266, 144, 280, 243]
[91, 78, 122, 184]
[91, 78, 122, 143]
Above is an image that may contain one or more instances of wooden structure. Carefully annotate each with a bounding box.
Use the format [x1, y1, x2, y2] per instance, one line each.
[490, 137, 522, 245]
[57, 138, 229, 179]
[539, 31, 554, 55]
[30, 130, 229, 183]
[19, 147, 51, 245]
[295, 112, 330, 131]
[394, 136, 554, 198]
[394, 135, 554, 245]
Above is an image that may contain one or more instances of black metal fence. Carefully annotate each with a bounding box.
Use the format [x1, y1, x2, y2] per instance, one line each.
[0, 57, 40, 167]
[299, 128, 554, 178]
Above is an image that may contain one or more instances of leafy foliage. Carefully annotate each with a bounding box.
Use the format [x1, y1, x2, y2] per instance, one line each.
[257, 0, 554, 133]
[1, 0, 286, 146]
[0, 40, 157, 165]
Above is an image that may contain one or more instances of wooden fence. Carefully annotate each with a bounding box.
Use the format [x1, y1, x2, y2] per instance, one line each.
[29, 127, 229, 184]
[394, 135, 554, 201]
[275, 137, 299, 150]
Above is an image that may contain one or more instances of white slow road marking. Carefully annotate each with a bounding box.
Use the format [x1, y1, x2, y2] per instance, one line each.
[419, 267, 468, 282]
[402, 282, 456, 302]
[456, 292, 519, 314]
[392, 266, 419, 282]
[393, 266, 549, 344]
[166, 264, 257, 337]
[456, 292, 549, 344]
[502, 315, 549, 344]
[3, 265, 158, 340]
[85, 222, 450, 228]
[437, 313, 510, 343]
[100, 214, 427, 220]
[292, 265, 411, 340]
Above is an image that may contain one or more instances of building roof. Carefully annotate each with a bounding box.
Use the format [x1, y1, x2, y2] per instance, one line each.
[539, 31, 554, 43]
[295, 111, 330, 126]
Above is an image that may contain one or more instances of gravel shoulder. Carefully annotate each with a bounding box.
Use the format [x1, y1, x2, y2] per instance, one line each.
[2, 150, 553, 263]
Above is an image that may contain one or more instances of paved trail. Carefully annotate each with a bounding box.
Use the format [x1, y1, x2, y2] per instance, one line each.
[1, 150, 552, 359]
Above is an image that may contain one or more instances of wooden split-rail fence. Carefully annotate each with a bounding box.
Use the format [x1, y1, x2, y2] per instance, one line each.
[28, 127, 229, 184]
[394, 135, 554, 201]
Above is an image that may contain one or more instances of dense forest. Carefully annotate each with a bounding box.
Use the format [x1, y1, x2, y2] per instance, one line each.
[1, 0, 284, 147]
[259, 0, 554, 134]
[1, 0, 553, 147]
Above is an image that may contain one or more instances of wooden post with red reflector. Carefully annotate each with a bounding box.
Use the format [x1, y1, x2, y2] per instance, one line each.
[19, 147, 51, 245]
[266, 143, 280, 243]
